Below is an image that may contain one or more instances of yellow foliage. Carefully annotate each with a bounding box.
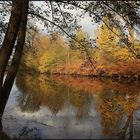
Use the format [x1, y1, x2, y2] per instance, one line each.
[96, 16, 133, 66]
[20, 25, 140, 77]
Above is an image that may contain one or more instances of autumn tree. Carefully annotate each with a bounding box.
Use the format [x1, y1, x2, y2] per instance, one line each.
[69, 28, 92, 58]
[96, 16, 140, 77]
[39, 32, 68, 73]
[97, 17, 133, 60]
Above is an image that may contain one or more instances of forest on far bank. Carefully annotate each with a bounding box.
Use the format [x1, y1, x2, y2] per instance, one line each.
[20, 16, 140, 81]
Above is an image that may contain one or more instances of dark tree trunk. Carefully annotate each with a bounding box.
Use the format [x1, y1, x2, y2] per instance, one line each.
[0, 0, 22, 92]
[0, 0, 29, 116]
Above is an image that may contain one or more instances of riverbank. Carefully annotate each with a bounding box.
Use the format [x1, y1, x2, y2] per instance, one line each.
[47, 73, 140, 83]
[17, 67, 140, 83]
[18, 57, 140, 83]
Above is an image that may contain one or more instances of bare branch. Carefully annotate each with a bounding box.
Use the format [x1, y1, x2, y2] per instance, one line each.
[56, 2, 68, 28]
[28, 11, 96, 69]
[59, 1, 139, 59]
[49, 1, 54, 31]
[101, 1, 140, 34]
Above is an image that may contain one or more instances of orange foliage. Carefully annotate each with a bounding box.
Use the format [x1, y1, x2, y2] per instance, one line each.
[21, 26, 140, 79]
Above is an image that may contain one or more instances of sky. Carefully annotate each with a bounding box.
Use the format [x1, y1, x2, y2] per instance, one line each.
[33, 1, 98, 38]
[32, 1, 140, 41]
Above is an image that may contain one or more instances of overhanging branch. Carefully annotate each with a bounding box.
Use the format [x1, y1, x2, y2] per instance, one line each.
[58, 1, 139, 59]
[56, 2, 68, 28]
[101, 1, 140, 34]
[28, 11, 96, 69]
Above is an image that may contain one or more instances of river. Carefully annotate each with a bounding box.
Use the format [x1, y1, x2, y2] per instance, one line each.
[1, 72, 140, 139]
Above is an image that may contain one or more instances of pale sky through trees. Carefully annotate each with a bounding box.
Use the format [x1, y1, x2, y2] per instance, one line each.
[33, 1, 98, 38]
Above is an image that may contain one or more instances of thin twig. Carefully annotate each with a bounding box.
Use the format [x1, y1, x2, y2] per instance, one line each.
[59, 1, 138, 59]
[28, 11, 96, 69]
[57, 2, 68, 28]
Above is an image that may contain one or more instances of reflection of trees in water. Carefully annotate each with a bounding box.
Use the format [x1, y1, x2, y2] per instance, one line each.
[16, 72, 91, 119]
[97, 80, 140, 139]
[16, 72, 140, 138]
[17, 91, 42, 113]
[16, 73, 65, 114]
[69, 90, 91, 120]
[16, 73, 43, 113]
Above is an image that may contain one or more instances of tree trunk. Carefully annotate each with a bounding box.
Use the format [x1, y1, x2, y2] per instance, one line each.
[0, 0, 22, 91]
[0, 0, 29, 116]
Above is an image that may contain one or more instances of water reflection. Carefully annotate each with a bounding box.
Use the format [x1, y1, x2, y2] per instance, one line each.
[16, 73, 93, 119]
[2, 72, 140, 139]
[98, 85, 139, 139]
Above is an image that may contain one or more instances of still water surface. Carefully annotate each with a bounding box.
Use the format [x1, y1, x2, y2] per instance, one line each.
[2, 72, 140, 139]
